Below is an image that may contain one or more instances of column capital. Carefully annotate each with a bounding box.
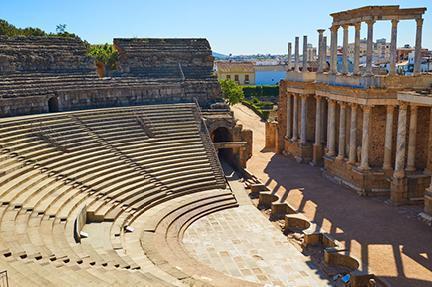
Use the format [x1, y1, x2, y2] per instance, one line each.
[354, 22, 361, 30]
[349, 102, 358, 108]
[317, 29, 325, 34]
[342, 24, 350, 30]
[338, 101, 347, 108]
[391, 19, 399, 27]
[330, 25, 340, 32]
[365, 19, 376, 26]
[398, 102, 409, 110]
[410, 104, 418, 112]
[362, 105, 373, 113]
[386, 105, 395, 113]
[416, 17, 424, 26]
[314, 95, 322, 100]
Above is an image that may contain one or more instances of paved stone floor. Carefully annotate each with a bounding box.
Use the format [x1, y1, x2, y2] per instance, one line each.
[183, 205, 331, 287]
[230, 104, 432, 287]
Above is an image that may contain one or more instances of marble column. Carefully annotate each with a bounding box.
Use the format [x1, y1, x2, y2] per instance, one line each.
[389, 19, 399, 75]
[294, 37, 300, 72]
[322, 36, 327, 72]
[291, 94, 298, 141]
[394, 104, 408, 179]
[383, 105, 395, 170]
[337, 102, 347, 159]
[353, 23, 361, 75]
[406, 105, 418, 171]
[300, 95, 308, 144]
[303, 35, 308, 72]
[327, 100, 336, 156]
[365, 20, 375, 75]
[317, 29, 325, 73]
[360, 105, 371, 170]
[286, 94, 292, 139]
[342, 25, 349, 74]
[330, 25, 339, 74]
[287, 42, 292, 70]
[414, 18, 424, 74]
[348, 103, 357, 164]
[314, 96, 322, 145]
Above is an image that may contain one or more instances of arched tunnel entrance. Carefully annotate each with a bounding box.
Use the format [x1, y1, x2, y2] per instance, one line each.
[211, 127, 235, 166]
[48, 97, 59, 113]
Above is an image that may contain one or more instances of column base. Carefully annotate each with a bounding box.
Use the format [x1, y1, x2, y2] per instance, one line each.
[390, 176, 408, 205]
[312, 144, 323, 166]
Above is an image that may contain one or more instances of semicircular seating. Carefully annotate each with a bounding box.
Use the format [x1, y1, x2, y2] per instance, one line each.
[0, 103, 241, 286]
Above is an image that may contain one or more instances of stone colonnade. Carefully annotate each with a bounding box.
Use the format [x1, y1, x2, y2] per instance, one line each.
[284, 92, 428, 204]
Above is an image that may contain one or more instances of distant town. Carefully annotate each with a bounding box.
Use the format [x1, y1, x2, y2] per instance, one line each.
[214, 37, 432, 85]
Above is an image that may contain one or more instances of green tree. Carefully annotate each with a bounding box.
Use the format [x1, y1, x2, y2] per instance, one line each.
[87, 44, 118, 71]
[219, 79, 244, 106]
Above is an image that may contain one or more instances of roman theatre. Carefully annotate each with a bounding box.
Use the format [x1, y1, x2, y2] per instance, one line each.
[0, 5, 430, 287]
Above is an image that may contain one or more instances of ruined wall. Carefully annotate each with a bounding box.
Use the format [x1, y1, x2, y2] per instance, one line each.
[113, 38, 214, 79]
[0, 36, 222, 117]
[0, 36, 94, 73]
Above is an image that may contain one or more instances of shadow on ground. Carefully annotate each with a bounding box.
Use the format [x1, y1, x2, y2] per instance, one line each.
[262, 153, 432, 287]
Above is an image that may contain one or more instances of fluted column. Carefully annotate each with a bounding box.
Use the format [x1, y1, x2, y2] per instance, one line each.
[286, 94, 292, 139]
[303, 35, 308, 72]
[389, 19, 399, 75]
[342, 25, 349, 74]
[327, 100, 336, 156]
[394, 104, 408, 178]
[383, 105, 395, 170]
[330, 25, 339, 74]
[365, 20, 375, 75]
[406, 105, 418, 171]
[291, 94, 298, 141]
[300, 95, 308, 144]
[360, 105, 371, 170]
[337, 102, 347, 159]
[287, 42, 292, 70]
[294, 37, 300, 72]
[348, 103, 357, 164]
[317, 29, 325, 73]
[314, 96, 322, 145]
[353, 23, 361, 75]
[414, 18, 424, 74]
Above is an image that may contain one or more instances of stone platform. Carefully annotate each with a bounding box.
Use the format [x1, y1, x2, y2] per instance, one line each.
[182, 177, 332, 287]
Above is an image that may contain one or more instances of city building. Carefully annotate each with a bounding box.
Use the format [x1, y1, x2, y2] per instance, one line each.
[215, 61, 256, 85]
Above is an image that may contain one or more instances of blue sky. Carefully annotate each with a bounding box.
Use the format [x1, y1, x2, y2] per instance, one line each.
[1, 0, 431, 55]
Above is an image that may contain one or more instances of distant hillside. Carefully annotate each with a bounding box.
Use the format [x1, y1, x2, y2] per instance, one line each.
[213, 52, 229, 60]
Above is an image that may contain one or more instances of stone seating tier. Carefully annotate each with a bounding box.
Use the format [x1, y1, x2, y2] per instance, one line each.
[0, 36, 95, 73]
[0, 104, 230, 286]
[114, 38, 214, 78]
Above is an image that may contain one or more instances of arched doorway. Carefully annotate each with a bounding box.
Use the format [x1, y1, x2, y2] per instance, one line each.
[48, 97, 59, 113]
[211, 127, 234, 165]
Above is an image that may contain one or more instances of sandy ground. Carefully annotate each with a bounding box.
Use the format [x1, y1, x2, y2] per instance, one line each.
[231, 103, 432, 287]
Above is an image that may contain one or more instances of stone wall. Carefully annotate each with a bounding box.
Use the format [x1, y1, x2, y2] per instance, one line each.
[0, 36, 94, 73]
[0, 36, 222, 117]
[113, 38, 214, 79]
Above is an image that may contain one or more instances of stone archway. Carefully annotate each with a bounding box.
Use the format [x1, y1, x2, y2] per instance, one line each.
[211, 127, 235, 165]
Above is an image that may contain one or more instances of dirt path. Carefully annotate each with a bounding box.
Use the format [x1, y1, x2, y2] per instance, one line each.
[231, 103, 432, 287]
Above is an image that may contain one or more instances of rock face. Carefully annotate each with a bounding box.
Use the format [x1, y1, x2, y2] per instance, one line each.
[0, 37, 221, 117]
